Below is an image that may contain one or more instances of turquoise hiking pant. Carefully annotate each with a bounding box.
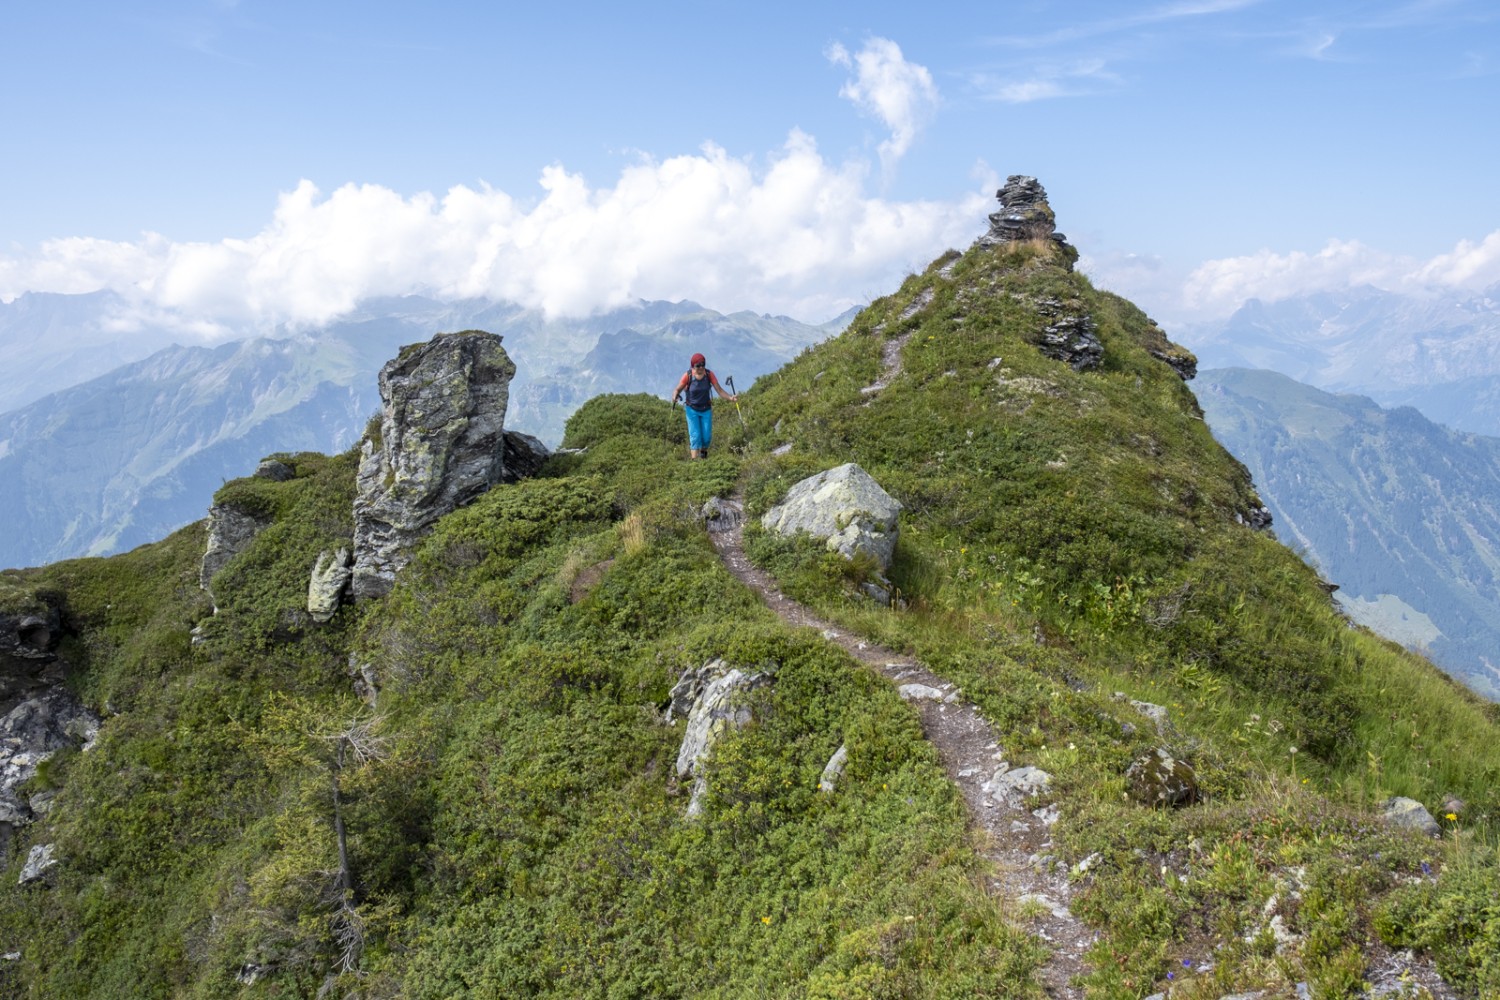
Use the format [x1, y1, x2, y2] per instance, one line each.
[685, 406, 712, 452]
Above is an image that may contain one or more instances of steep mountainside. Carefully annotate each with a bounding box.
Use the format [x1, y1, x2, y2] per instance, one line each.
[0, 298, 843, 570]
[0, 337, 372, 569]
[1, 180, 1496, 1000]
[1197, 368, 1500, 700]
[0, 291, 180, 414]
[1185, 285, 1500, 436]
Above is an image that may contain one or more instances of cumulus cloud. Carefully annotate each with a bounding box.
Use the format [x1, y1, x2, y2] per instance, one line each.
[1179, 232, 1500, 317]
[827, 37, 940, 170]
[0, 132, 991, 337]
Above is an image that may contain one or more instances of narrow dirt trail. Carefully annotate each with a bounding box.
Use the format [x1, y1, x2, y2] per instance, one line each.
[709, 499, 1094, 1000]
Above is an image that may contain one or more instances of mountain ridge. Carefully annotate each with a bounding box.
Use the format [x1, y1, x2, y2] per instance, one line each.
[1, 179, 1496, 998]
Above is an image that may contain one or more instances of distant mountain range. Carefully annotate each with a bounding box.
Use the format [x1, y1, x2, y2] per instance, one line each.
[0, 293, 853, 569]
[1196, 367, 1500, 700]
[1184, 283, 1500, 437]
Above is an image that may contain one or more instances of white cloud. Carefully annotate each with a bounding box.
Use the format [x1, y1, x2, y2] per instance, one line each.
[827, 38, 939, 170]
[1178, 232, 1500, 317]
[0, 132, 991, 336]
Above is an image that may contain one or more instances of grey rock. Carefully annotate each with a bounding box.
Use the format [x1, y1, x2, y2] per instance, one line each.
[819, 745, 849, 793]
[701, 496, 742, 534]
[307, 548, 353, 623]
[501, 430, 551, 483]
[761, 463, 902, 572]
[0, 604, 64, 706]
[672, 659, 773, 817]
[1032, 299, 1103, 372]
[352, 331, 518, 600]
[1235, 505, 1274, 531]
[200, 501, 274, 603]
[1115, 693, 1170, 734]
[18, 843, 56, 884]
[984, 764, 1053, 806]
[1126, 748, 1199, 808]
[254, 458, 296, 481]
[0, 688, 100, 851]
[898, 683, 947, 702]
[1381, 796, 1441, 838]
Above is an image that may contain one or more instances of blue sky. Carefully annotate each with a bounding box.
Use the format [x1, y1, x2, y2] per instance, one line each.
[2, 0, 1497, 334]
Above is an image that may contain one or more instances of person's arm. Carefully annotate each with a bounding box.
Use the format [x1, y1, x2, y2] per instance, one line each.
[709, 372, 737, 401]
[671, 372, 689, 402]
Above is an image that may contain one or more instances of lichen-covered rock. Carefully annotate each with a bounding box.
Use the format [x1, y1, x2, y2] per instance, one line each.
[761, 463, 902, 572]
[670, 658, 772, 817]
[1126, 748, 1199, 807]
[307, 548, 352, 623]
[1381, 796, 1441, 837]
[200, 502, 273, 604]
[352, 331, 518, 600]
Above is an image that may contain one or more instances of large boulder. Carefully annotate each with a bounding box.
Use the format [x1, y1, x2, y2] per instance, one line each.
[761, 463, 902, 573]
[351, 331, 519, 600]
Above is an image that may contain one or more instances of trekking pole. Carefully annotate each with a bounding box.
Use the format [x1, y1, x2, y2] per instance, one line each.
[726, 376, 749, 435]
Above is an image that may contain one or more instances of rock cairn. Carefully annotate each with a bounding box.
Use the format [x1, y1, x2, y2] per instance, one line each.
[975, 175, 1074, 260]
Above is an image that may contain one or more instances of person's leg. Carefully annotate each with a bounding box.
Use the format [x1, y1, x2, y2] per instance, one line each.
[700, 409, 713, 458]
[685, 407, 708, 457]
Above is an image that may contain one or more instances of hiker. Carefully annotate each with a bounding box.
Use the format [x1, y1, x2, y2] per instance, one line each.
[672, 353, 736, 459]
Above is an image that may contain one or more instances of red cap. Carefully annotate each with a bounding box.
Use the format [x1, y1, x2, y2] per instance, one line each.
[690, 353, 706, 367]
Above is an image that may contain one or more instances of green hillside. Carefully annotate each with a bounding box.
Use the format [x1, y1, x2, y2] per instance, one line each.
[2, 232, 1497, 999]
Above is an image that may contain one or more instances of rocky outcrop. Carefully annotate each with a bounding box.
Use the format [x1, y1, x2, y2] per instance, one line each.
[669, 659, 773, 818]
[975, 175, 1075, 265]
[307, 548, 353, 623]
[0, 605, 63, 705]
[1031, 296, 1103, 371]
[200, 502, 273, 604]
[761, 464, 902, 573]
[351, 331, 523, 601]
[1, 687, 98, 859]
